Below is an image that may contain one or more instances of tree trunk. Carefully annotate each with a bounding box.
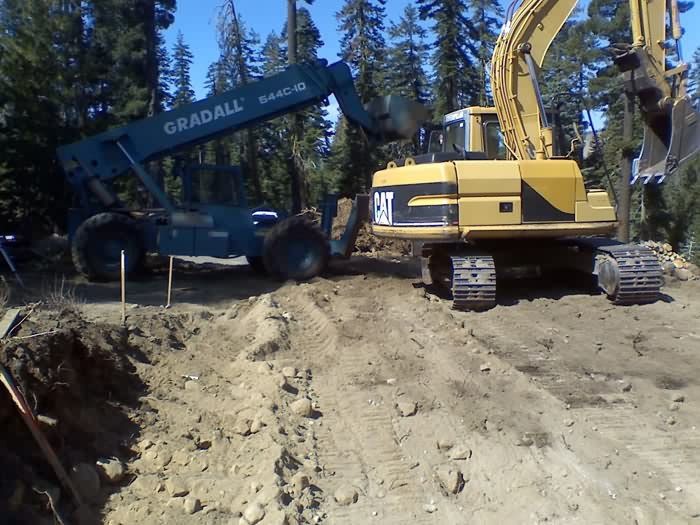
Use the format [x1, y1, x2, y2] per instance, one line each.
[144, 0, 159, 118]
[143, 0, 163, 206]
[287, 0, 307, 213]
[617, 93, 633, 243]
[227, 0, 263, 203]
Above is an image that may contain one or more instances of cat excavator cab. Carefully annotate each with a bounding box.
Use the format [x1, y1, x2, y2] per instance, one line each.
[371, 0, 699, 310]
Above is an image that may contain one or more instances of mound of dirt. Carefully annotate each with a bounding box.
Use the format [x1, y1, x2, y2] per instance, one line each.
[333, 198, 411, 257]
[0, 308, 144, 524]
[100, 294, 327, 525]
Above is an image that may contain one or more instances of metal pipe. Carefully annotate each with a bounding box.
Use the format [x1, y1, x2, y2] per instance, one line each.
[116, 139, 175, 214]
[629, 0, 644, 45]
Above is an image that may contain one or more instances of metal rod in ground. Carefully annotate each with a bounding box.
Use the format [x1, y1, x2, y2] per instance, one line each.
[121, 250, 126, 325]
[166, 256, 174, 308]
[0, 364, 84, 507]
[0, 241, 24, 288]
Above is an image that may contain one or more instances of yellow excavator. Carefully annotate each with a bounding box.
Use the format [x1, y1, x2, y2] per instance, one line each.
[370, 0, 700, 310]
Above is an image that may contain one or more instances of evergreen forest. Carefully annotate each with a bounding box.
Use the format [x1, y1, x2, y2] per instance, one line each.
[1, 0, 699, 261]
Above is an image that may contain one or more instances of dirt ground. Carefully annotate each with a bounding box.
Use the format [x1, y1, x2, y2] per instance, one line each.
[2, 252, 700, 524]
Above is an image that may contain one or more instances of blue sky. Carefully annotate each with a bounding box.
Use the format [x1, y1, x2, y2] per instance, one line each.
[164, 0, 700, 101]
[164, 0, 412, 99]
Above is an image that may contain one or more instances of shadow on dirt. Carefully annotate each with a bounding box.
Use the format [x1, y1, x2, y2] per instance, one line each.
[0, 308, 147, 524]
[329, 255, 421, 279]
[15, 263, 283, 309]
[417, 268, 671, 307]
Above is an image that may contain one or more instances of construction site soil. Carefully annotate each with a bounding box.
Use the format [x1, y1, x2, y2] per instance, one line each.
[1, 243, 700, 524]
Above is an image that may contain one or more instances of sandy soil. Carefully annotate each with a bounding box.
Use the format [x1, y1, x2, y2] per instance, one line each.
[2, 255, 700, 524]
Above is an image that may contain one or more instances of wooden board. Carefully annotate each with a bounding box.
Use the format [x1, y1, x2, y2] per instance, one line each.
[0, 308, 21, 339]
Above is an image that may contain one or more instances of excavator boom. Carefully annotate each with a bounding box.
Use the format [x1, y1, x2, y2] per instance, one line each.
[491, 0, 578, 160]
[491, 0, 700, 180]
[615, 0, 700, 182]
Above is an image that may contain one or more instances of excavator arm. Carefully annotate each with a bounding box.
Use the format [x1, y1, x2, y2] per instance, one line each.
[613, 0, 700, 182]
[491, 0, 700, 180]
[491, 0, 578, 161]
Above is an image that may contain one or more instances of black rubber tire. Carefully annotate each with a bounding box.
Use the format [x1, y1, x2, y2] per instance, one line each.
[72, 212, 144, 281]
[263, 216, 330, 281]
[246, 255, 268, 275]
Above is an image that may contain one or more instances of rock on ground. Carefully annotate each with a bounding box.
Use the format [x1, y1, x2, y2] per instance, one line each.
[397, 401, 417, 417]
[290, 472, 310, 496]
[184, 497, 201, 514]
[448, 445, 472, 461]
[165, 477, 189, 498]
[96, 457, 125, 484]
[243, 502, 266, 524]
[436, 465, 465, 494]
[334, 485, 359, 506]
[282, 366, 297, 378]
[290, 398, 313, 417]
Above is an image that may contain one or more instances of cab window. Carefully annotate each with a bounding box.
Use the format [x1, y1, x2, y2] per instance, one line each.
[191, 169, 238, 205]
[445, 120, 466, 152]
[484, 121, 507, 160]
[427, 130, 445, 153]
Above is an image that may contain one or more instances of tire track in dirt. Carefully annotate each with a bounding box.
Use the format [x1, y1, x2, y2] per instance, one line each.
[576, 406, 700, 511]
[464, 299, 633, 408]
[454, 295, 700, 516]
[490, 298, 700, 513]
[286, 292, 436, 524]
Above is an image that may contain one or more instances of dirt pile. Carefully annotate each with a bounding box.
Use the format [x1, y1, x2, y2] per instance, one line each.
[0, 308, 143, 524]
[642, 240, 699, 280]
[101, 295, 327, 524]
[332, 198, 411, 256]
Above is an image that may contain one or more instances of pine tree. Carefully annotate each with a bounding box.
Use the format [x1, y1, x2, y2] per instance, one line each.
[285, 0, 316, 212]
[332, 0, 388, 195]
[0, 0, 80, 231]
[107, 1, 176, 121]
[205, 60, 230, 96]
[170, 31, 195, 108]
[540, 15, 599, 162]
[215, 2, 263, 202]
[386, 5, 430, 156]
[257, 32, 291, 208]
[337, 0, 387, 100]
[386, 5, 430, 104]
[583, 0, 641, 238]
[283, 7, 332, 208]
[466, 0, 503, 106]
[417, 0, 478, 117]
[689, 47, 700, 105]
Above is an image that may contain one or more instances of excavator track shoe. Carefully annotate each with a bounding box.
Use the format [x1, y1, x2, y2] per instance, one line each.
[596, 244, 662, 305]
[450, 255, 497, 311]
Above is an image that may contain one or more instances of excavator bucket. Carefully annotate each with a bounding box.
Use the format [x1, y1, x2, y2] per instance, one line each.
[364, 95, 431, 142]
[635, 97, 700, 183]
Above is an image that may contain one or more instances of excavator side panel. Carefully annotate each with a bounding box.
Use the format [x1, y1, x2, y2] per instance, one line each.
[518, 160, 576, 222]
[454, 161, 522, 226]
[371, 162, 460, 240]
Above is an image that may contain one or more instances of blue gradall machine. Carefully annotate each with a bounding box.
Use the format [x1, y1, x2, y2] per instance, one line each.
[57, 59, 427, 282]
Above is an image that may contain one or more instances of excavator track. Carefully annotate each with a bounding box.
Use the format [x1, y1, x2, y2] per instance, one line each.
[595, 243, 663, 305]
[450, 254, 497, 311]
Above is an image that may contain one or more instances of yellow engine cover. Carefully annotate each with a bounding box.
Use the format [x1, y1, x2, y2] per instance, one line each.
[371, 158, 617, 240]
